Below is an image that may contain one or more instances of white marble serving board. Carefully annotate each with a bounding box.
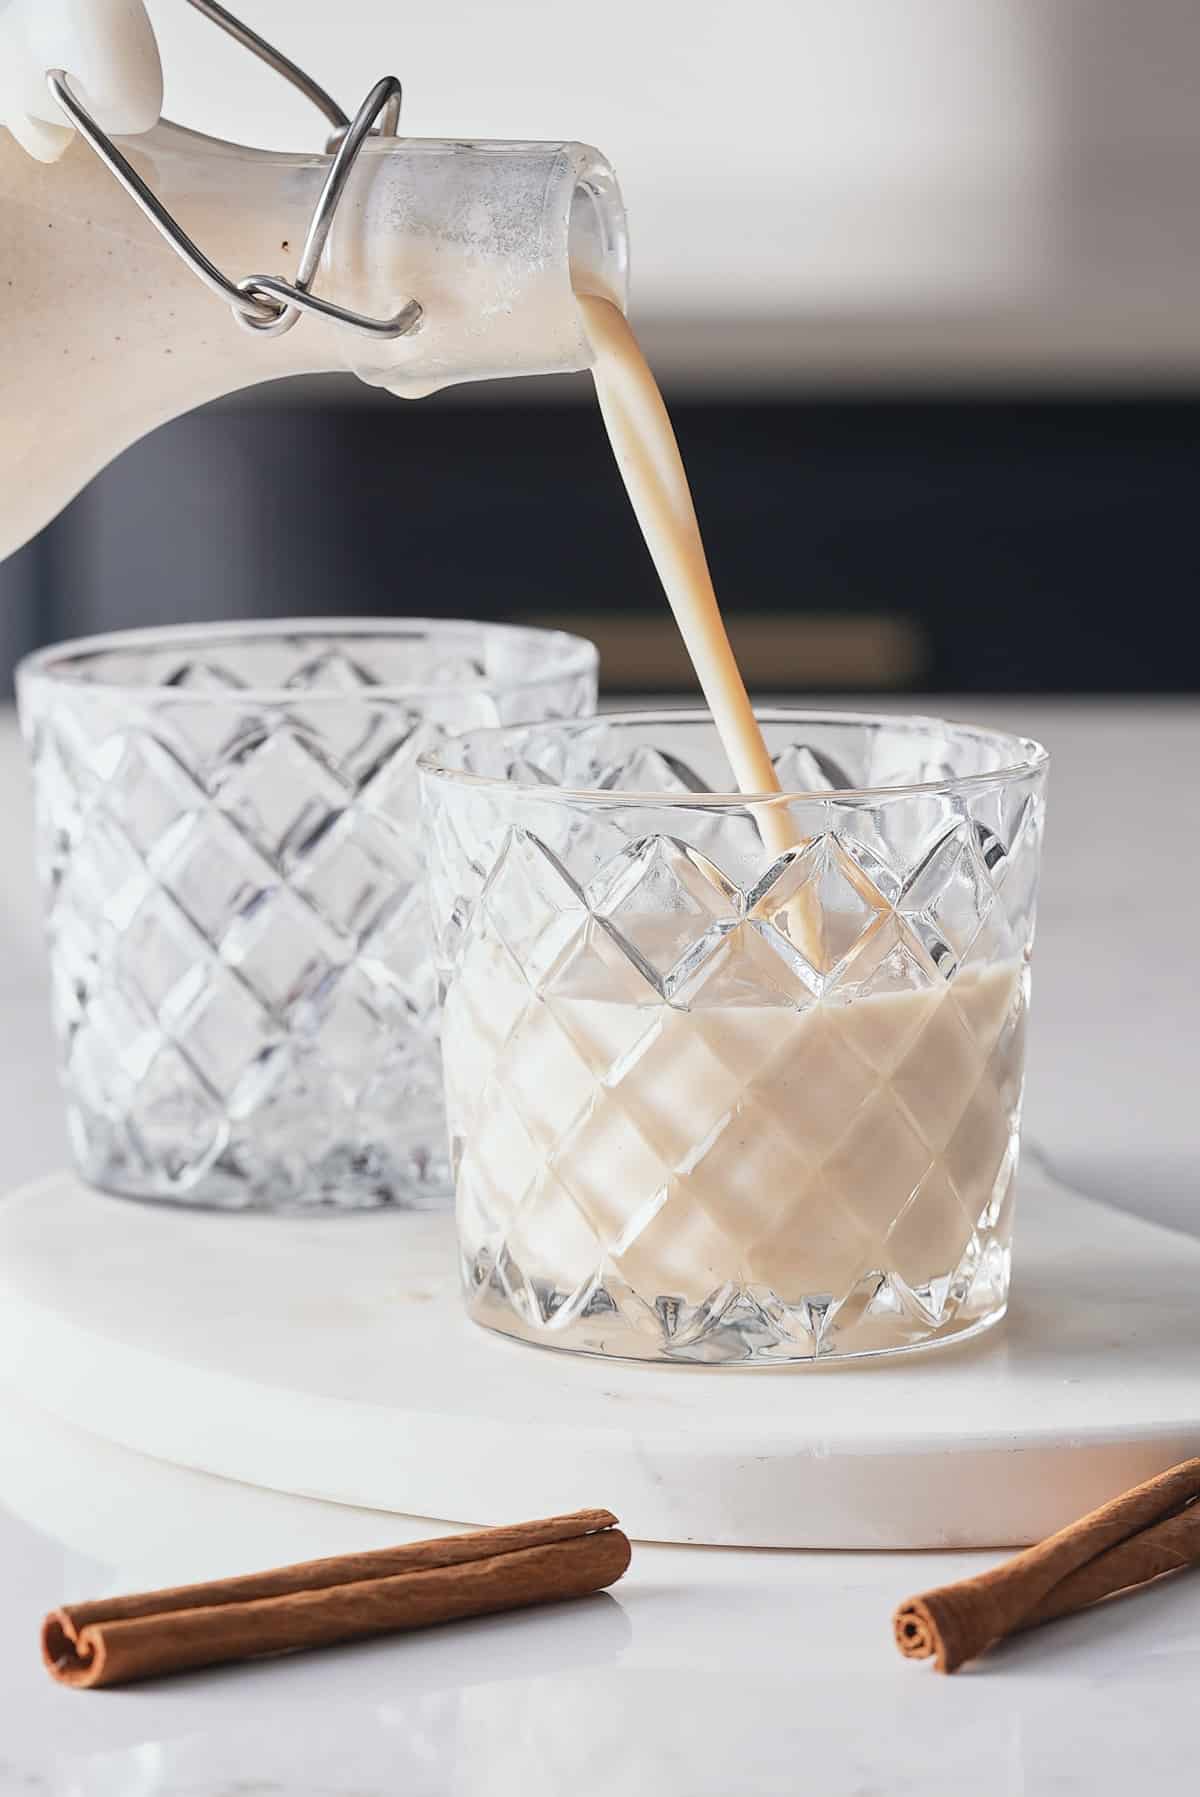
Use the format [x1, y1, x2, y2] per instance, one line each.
[1, 1166, 1197, 1549]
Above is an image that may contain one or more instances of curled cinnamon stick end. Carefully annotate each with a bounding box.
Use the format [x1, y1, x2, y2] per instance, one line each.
[893, 1585, 1010, 1675]
[43, 1509, 629, 1690]
[43, 1612, 108, 1690]
[894, 1458, 1200, 1673]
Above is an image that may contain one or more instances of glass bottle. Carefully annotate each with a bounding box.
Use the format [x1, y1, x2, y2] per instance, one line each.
[0, 119, 628, 558]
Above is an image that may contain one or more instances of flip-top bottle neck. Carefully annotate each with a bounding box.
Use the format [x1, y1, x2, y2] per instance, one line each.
[323, 135, 629, 396]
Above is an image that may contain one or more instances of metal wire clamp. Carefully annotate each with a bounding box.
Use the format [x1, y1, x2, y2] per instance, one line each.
[46, 0, 422, 342]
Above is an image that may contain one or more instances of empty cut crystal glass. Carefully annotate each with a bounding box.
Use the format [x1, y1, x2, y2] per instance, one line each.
[419, 711, 1048, 1363]
[18, 619, 597, 1210]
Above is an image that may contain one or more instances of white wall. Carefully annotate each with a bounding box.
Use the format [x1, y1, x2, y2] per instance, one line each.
[146, 0, 1200, 378]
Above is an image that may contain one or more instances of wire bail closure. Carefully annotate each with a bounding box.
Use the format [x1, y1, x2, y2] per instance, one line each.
[46, 0, 422, 342]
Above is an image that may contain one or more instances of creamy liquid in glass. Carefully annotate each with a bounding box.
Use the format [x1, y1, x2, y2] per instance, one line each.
[446, 298, 1025, 1323]
[447, 941, 1022, 1306]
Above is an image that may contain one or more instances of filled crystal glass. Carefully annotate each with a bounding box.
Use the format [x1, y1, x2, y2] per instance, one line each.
[18, 619, 597, 1210]
[420, 711, 1048, 1363]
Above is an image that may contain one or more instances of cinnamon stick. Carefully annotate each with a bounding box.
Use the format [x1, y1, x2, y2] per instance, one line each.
[43, 1508, 630, 1689]
[894, 1459, 1200, 1672]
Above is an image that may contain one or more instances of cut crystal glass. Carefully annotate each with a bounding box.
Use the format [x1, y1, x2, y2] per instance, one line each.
[19, 620, 597, 1210]
[420, 710, 1047, 1363]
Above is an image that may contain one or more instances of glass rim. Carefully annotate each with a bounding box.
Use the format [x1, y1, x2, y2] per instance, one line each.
[417, 707, 1050, 806]
[15, 617, 599, 705]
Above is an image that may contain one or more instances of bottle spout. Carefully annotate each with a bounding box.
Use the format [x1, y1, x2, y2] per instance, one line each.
[568, 152, 629, 309]
[326, 139, 629, 399]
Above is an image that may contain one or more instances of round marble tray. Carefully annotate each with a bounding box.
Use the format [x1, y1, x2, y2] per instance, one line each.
[1, 1166, 1197, 1548]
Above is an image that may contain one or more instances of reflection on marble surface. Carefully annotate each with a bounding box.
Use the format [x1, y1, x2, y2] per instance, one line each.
[2, 1387, 1200, 1795]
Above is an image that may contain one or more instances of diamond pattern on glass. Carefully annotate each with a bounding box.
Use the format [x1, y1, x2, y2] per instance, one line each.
[214, 728, 349, 868]
[899, 823, 997, 975]
[426, 717, 1044, 1362]
[21, 627, 595, 1209]
[591, 835, 738, 991]
[749, 835, 890, 981]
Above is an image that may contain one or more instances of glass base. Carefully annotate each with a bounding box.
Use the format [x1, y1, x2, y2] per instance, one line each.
[463, 1238, 1011, 1365]
[73, 1136, 453, 1213]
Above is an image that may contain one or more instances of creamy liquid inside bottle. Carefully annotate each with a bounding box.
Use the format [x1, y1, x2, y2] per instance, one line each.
[0, 126, 626, 559]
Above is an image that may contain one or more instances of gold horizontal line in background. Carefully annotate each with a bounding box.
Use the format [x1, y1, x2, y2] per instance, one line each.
[525, 612, 927, 691]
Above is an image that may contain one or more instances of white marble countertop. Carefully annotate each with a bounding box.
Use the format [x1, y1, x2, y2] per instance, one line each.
[1, 696, 1198, 1795]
